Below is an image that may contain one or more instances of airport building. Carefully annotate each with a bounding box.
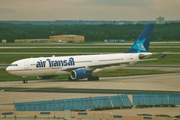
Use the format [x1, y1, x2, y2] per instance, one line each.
[156, 17, 165, 24]
[14, 39, 50, 43]
[49, 35, 84, 42]
[14, 35, 85, 43]
[2, 39, 7, 43]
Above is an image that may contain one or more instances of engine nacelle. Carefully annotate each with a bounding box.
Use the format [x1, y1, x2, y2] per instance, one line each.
[70, 69, 92, 80]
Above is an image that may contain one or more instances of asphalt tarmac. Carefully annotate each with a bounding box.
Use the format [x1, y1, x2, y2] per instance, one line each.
[0, 73, 180, 94]
[0, 72, 180, 116]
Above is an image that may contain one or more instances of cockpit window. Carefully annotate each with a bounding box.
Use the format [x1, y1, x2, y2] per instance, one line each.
[10, 64, 18, 66]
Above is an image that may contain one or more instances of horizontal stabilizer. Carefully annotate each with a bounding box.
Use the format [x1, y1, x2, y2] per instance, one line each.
[158, 54, 167, 59]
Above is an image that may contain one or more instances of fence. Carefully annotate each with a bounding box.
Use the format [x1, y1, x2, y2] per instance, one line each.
[14, 94, 132, 111]
[132, 94, 180, 105]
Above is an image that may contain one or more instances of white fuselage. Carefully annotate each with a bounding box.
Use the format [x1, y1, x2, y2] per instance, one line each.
[6, 52, 152, 77]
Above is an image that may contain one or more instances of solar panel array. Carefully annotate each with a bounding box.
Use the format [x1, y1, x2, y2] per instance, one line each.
[132, 94, 180, 105]
[14, 94, 132, 111]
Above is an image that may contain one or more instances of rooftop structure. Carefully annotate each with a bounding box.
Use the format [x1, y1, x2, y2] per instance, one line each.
[156, 17, 165, 24]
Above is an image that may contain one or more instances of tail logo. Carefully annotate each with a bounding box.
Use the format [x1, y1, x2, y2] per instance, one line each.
[132, 38, 147, 53]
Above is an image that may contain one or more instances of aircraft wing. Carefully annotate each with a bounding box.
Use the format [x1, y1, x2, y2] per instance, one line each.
[87, 54, 167, 69]
[62, 54, 166, 72]
[61, 61, 130, 72]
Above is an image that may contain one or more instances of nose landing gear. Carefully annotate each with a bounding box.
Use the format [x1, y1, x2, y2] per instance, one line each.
[22, 76, 28, 83]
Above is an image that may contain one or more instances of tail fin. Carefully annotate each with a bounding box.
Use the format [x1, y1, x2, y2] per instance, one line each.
[125, 24, 154, 53]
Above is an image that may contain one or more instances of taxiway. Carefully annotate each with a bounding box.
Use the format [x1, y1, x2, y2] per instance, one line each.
[0, 73, 180, 116]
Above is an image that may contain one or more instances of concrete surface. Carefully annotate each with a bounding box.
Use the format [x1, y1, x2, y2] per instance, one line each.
[0, 73, 180, 117]
[0, 73, 180, 91]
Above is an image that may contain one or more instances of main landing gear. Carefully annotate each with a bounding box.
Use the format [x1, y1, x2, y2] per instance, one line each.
[22, 76, 28, 83]
[68, 76, 99, 81]
[87, 76, 99, 81]
[68, 77, 79, 81]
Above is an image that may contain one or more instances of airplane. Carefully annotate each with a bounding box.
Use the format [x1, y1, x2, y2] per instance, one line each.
[6, 24, 166, 83]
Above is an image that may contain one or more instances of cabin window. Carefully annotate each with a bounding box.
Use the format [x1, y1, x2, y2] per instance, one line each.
[75, 60, 93, 63]
[30, 64, 36, 66]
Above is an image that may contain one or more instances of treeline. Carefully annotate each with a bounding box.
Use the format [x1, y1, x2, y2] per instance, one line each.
[0, 22, 180, 42]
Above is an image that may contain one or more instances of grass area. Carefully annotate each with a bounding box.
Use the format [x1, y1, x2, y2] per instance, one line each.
[97, 69, 170, 77]
[0, 47, 180, 53]
[1, 42, 180, 46]
[155, 114, 171, 117]
[137, 114, 152, 116]
[0, 68, 171, 81]
[1, 43, 131, 47]
[175, 115, 180, 118]
[0, 48, 126, 52]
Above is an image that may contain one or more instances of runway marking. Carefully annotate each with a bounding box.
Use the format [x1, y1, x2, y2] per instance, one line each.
[120, 79, 141, 88]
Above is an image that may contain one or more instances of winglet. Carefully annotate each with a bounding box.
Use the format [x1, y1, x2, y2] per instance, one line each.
[125, 24, 154, 53]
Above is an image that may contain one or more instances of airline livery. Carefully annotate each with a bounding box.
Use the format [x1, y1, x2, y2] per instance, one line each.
[6, 24, 165, 83]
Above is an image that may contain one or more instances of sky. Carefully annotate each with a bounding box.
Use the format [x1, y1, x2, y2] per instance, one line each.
[0, 0, 180, 21]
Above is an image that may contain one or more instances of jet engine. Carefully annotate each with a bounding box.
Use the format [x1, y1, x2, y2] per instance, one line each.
[70, 69, 92, 80]
[37, 76, 43, 79]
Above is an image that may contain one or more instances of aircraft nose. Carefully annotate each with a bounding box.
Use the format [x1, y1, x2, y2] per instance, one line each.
[6, 66, 10, 72]
[6, 65, 13, 73]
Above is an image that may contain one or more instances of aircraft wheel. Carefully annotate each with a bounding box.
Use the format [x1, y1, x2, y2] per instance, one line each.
[23, 80, 28, 83]
[22, 76, 28, 83]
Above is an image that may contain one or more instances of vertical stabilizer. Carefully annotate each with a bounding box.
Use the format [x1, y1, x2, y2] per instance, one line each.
[125, 24, 154, 53]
